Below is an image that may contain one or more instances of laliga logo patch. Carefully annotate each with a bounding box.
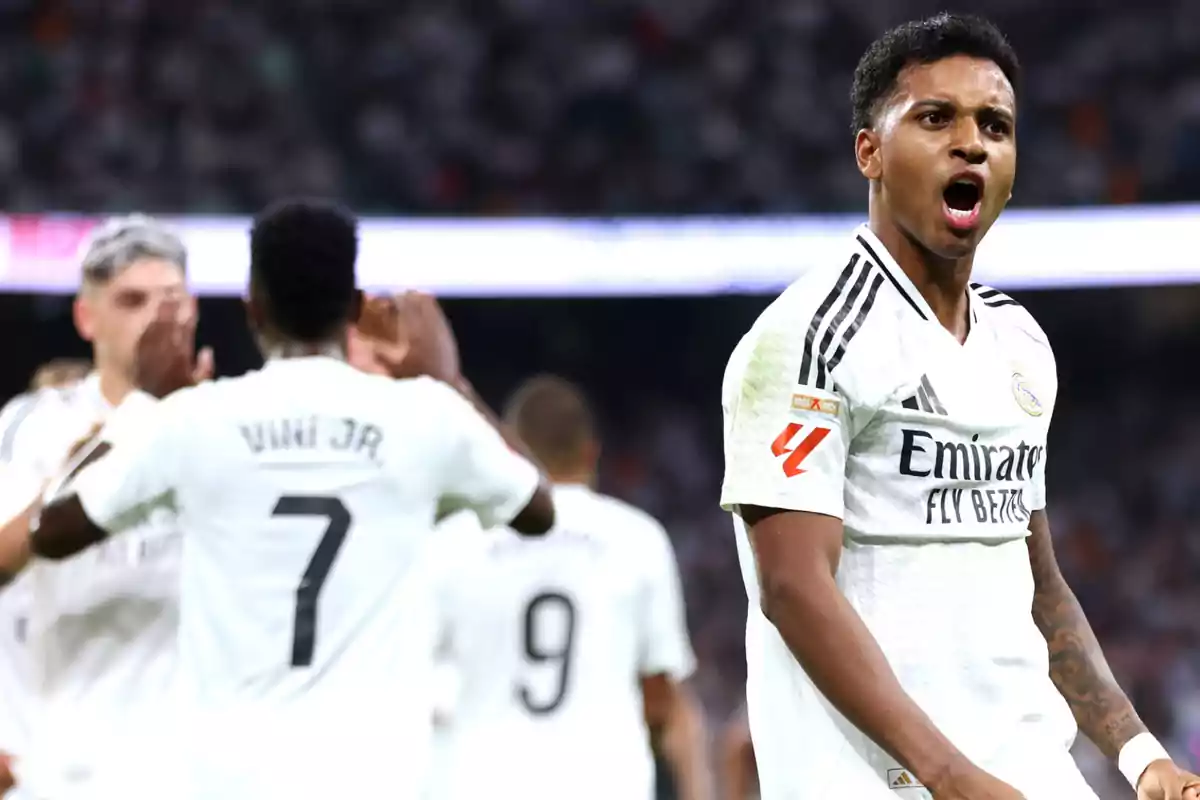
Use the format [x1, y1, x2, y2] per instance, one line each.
[1011, 372, 1043, 417]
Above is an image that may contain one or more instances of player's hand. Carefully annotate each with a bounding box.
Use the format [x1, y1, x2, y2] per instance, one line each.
[354, 291, 461, 383]
[134, 299, 215, 398]
[1137, 759, 1200, 800]
[926, 762, 1025, 799]
[64, 422, 104, 464]
[346, 325, 391, 376]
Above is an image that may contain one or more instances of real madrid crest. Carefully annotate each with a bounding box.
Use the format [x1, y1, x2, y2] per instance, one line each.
[1011, 372, 1043, 417]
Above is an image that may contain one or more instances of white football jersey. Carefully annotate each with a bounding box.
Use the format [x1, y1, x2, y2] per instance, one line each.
[427, 485, 695, 800]
[0, 440, 39, 776]
[0, 375, 181, 800]
[70, 357, 541, 800]
[721, 225, 1095, 799]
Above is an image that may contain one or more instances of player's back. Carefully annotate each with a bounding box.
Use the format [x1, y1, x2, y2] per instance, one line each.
[141, 357, 538, 799]
[432, 485, 691, 800]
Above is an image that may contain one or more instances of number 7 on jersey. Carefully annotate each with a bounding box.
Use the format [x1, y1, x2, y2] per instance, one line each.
[272, 495, 352, 668]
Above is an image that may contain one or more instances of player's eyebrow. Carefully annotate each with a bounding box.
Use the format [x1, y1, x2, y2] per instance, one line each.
[910, 98, 1015, 122]
[911, 98, 955, 111]
[978, 105, 1016, 125]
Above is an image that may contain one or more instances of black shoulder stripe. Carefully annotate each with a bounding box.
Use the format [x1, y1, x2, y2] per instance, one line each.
[798, 254, 858, 386]
[972, 283, 1023, 310]
[856, 235, 927, 320]
[813, 259, 873, 389]
[0, 393, 40, 462]
[824, 272, 885, 376]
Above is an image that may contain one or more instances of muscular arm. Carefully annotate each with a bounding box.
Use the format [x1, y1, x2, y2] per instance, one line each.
[1026, 509, 1146, 759]
[742, 504, 970, 787]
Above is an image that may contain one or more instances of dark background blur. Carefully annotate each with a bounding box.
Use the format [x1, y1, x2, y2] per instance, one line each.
[2, 0, 1200, 797]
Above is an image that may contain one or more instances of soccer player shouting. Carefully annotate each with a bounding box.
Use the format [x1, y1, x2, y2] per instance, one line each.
[720, 14, 1198, 800]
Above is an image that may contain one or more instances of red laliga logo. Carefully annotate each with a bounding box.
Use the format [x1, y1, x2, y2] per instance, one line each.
[769, 423, 830, 477]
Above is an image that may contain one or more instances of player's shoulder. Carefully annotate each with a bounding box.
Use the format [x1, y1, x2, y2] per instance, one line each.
[725, 230, 889, 401]
[336, 372, 461, 414]
[969, 282, 1053, 357]
[555, 486, 672, 553]
[0, 384, 90, 460]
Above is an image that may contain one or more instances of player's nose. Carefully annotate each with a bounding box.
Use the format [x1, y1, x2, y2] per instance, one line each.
[949, 121, 987, 165]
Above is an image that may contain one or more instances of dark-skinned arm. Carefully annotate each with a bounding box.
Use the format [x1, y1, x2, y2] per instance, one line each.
[449, 375, 554, 536]
[0, 433, 113, 587]
[718, 708, 755, 800]
[1025, 509, 1146, 758]
[644, 675, 712, 800]
[742, 504, 972, 789]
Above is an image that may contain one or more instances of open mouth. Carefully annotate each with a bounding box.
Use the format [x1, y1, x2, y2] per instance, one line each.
[942, 176, 983, 230]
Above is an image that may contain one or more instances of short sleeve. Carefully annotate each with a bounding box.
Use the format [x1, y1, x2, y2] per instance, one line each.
[719, 319, 852, 520]
[71, 391, 182, 535]
[0, 394, 59, 518]
[0, 461, 43, 523]
[429, 381, 540, 530]
[0, 393, 46, 473]
[1016, 314, 1056, 513]
[637, 522, 696, 680]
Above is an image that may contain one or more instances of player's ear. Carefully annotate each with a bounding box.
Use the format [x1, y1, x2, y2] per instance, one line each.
[73, 293, 97, 343]
[855, 128, 882, 180]
[581, 437, 601, 474]
[350, 289, 364, 323]
[243, 294, 264, 335]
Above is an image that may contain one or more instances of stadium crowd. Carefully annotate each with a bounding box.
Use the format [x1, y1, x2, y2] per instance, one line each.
[0, 0, 1197, 213]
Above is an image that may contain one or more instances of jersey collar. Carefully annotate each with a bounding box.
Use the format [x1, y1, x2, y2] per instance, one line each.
[854, 224, 979, 328]
[78, 372, 114, 414]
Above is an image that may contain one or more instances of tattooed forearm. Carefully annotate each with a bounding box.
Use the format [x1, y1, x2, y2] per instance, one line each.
[1027, 511, 1146, 759]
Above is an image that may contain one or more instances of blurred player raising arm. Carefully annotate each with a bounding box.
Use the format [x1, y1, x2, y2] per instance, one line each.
[354, 291, 546, 473]
[722, 13, 1197, 800]
[17, 199, 553, 800]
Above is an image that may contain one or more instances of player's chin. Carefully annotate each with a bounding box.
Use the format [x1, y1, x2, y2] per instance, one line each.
[921, 223, 980, 260]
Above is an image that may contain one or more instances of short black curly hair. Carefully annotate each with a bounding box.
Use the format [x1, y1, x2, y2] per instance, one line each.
[250, 198, 359, 342]
[850, 13, 1020, 136]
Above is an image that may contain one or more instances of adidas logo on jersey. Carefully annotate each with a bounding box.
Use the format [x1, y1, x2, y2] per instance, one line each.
[900, 374, 947, 416]
[886, 768, 924, 789]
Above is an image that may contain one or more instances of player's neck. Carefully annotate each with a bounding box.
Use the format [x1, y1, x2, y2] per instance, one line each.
[869, 216, 972, 342]
[262, 339, 346, 362]
[549, 470, 594, 488]
[96, 369, 135, 408]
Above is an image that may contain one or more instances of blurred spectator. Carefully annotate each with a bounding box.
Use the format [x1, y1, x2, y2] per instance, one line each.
[28, 357, 90, 391]
[0, 0, 1197, 214]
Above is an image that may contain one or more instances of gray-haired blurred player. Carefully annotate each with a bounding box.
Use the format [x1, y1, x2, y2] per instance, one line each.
[0, 215, 206, 800]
